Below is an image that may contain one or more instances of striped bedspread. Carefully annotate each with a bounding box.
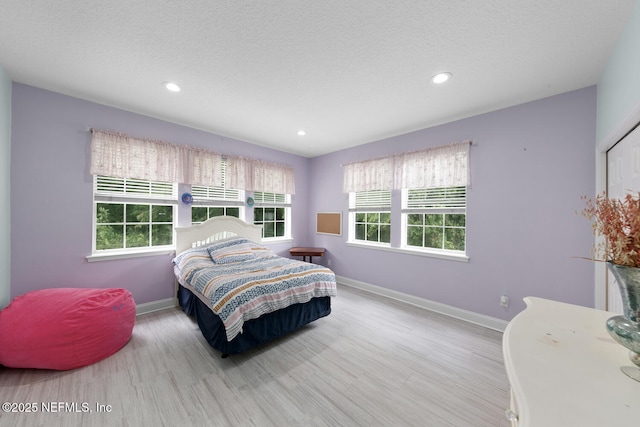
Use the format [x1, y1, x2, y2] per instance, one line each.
[173, 238, 337, 341]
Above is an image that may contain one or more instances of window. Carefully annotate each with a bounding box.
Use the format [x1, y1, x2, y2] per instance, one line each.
[342, 141, 470, 260]
[253, 191, 290, 239]
[191, 205, 240, 222]
[89, 131, 300, 258]
[402, 186, 466, 252]
[190, 158, 245, 224]
[93, 176, 177, 252]
[349, 190, 391, 245]
[191, 184, 244, 224]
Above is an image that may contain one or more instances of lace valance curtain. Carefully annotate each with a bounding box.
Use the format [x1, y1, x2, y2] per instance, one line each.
[397, 141, 470, 189]
[90, 130, 223, 187]
[90, 130, 295, 194]
[342, 157, 395, 192]
[226, 156, 295, 194]
[342, 140, 471, 192]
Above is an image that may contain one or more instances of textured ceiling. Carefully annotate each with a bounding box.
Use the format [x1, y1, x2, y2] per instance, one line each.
[0, 1, 635, 157]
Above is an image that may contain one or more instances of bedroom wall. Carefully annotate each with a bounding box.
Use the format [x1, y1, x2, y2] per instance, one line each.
[10, 83, 311, 305]
[0, 66, 10, 310]
[596, 0, 640, 143]
[309, 87, 596, 321]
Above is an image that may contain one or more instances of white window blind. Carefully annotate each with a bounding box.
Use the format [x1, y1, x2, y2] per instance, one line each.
[94, 175, 177, 204]
[403, 186, 466, 213]
[349, 190, 391, 211]
[192, 185, 243, 204]
[253, 191, 290, 206]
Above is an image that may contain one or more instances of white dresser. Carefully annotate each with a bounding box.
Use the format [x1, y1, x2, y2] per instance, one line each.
[502, 297, 640, 426]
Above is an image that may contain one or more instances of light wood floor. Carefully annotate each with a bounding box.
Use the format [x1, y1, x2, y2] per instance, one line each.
[0, 285, 510, 427]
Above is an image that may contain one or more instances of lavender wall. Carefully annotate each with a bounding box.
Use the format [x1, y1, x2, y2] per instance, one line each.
[10, 84, 311, 304]
[309, 87, 597, 320]
[0, 66, 10, 309]
[10, 82, 597, 321]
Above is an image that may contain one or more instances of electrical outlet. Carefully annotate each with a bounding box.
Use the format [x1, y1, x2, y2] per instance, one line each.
[327, 258, 332, 266]
[500, 295, 509, 307]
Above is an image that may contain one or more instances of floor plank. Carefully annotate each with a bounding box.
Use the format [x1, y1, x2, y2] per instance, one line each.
[0, 285, 510, 426]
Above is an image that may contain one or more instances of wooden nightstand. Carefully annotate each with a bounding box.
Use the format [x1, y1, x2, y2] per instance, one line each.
[289, 247, 325, 263]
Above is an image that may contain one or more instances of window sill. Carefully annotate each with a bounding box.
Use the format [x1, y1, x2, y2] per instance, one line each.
[346, 241, 469, 263]
[86, 248, 175, 263]
[261, 237, 294, 245]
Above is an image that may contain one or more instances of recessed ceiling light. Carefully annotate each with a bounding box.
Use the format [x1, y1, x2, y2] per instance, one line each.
[163, 82, 181, 92]
[431, 72, 452, 84]
[297, 130, 306, 136]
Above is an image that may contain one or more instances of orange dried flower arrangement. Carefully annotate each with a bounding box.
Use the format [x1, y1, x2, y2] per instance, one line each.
[581, 192, 640, 268]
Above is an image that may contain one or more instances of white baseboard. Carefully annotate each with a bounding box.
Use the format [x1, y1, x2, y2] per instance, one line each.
[336, 275, 508, 332]
[135, 279, 509, 332]
[136, 298, 176, 316]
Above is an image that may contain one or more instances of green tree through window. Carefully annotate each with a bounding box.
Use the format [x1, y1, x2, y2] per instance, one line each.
[93, 176, 176, 252]
[404, 186, 466, 252]
[96, 203, 173, 250]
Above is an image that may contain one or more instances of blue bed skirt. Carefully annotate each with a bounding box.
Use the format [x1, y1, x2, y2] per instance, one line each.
[178, 285, 332, 355]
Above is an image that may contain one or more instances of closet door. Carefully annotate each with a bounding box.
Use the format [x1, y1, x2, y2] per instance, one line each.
[606, 125, 640, 312]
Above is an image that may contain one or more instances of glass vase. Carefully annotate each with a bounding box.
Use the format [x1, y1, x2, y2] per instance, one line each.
[605, 262, 640, 381]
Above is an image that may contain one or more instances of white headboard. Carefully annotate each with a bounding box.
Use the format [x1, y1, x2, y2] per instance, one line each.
[175, 216, 263, 255]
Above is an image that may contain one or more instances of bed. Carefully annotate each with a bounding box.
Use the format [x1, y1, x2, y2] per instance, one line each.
[173, 216, 337, 357]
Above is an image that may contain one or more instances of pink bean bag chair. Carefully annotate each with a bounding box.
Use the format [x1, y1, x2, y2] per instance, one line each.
[0, 288, 135, 370]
